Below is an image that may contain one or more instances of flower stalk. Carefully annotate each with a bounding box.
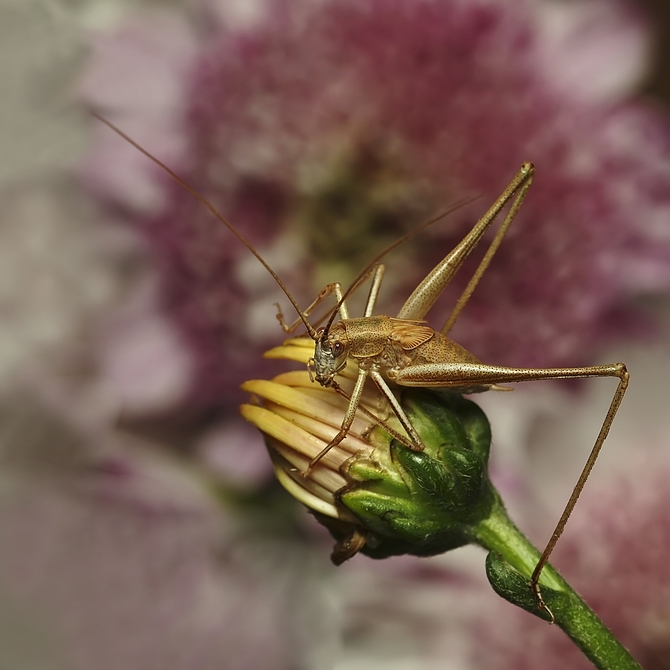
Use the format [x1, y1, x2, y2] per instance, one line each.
[241, 339, 641, 668]
[479, 502, 641, 669]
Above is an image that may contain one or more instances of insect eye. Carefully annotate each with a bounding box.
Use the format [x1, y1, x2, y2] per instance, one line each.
[332, 342, 344, 356]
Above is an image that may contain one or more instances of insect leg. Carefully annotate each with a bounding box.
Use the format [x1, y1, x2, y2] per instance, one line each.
[330, 382, 414, 449]
[529, 367, 628, 618]
[278, 264, 386, 332]
[395, 360, 629, 616]
[304, 367, 370, 474]
[276, 283, 340, 333]
[441, 172, 533, 336]
[397, 163, 534, 322]
[324, 263, 387, 321]
[369, 369, 424, 450]
[363, 264, 385, 317]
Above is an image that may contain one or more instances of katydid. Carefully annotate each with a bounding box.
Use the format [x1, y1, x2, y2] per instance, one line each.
[93, 113, 628, 620]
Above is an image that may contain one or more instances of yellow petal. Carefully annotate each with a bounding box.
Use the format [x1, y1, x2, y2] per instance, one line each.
[239, 403, 351, 476]
[241, 380, 372, 436]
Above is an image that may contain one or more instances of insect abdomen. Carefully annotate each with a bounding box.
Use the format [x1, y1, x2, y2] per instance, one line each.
[405, 331, 482, 367]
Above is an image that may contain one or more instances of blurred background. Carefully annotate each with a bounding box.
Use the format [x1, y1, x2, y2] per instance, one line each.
[2, 0, 670, 668]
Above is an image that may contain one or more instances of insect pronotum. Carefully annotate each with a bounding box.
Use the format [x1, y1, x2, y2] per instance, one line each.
[94, 112, 629, 619]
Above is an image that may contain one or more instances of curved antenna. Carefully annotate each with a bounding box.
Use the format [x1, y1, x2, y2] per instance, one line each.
[92, 111, 319, 340]
[321, 193, 481, 335]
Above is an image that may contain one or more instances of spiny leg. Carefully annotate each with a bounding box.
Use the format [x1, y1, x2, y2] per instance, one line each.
[302, 367, 370, 475]
[442, 172, 533, 336]
[395, 359, 629, 618]
[298, 265, 390, 473]
[330, 381, 414, 449]
[398, 163, 534, 322]
[311, 359, 426, 470]
[529, 364, 628, 619]
[369, 370, 425, 450]
[276, 283, 340, 333]
[362, 265, 385, 317]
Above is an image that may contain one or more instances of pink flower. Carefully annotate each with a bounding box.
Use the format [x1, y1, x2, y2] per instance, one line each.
[0, 5, 304, 666]
[81, 0, 670, 409]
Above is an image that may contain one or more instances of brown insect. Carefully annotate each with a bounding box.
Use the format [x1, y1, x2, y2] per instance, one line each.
[93, 113, 628, 618]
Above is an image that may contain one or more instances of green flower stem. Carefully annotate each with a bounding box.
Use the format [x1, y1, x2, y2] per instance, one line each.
[474, 493, 641, 670]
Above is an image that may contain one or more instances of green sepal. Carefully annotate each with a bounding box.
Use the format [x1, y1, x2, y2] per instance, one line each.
[433, 391, 492, 462]
[336, 389, 494, 558]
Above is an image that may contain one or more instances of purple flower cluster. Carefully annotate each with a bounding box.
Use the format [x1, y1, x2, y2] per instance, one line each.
[83, 0, 670, 410]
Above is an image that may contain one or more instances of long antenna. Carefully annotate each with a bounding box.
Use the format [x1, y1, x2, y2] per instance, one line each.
[92, 111, 318, 340]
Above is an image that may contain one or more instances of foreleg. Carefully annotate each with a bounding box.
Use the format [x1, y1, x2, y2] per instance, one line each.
[277, 264, 386, 333]
[303, 367, 370, 474]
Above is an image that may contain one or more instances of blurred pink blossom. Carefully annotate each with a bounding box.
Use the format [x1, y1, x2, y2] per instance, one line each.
[0, 4, 304, 667]
[79, 9, 199, 214]
[82, 0, 670, 411]
[95, 268, 196, 418]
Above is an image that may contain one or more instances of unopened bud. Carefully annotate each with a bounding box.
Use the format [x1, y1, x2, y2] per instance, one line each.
[241, 339, 495, 564]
